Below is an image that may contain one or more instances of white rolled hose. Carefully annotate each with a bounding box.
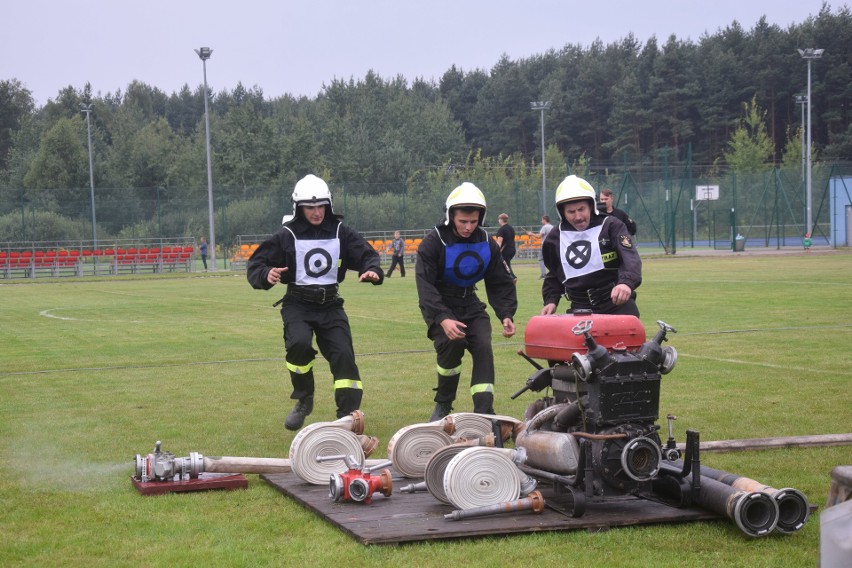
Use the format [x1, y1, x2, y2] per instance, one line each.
[288, 412, 372, 485]
[447, 413, 523, 443]
[387, 422, 455, 478]
[443, 447, 527, 510]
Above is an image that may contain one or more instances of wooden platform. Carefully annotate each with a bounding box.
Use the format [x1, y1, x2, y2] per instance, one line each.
[132, 473, 248, 495]
[261, 472, 721, 545]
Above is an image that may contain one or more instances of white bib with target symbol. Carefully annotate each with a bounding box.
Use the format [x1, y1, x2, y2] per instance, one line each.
[559, 224, 604, 282]
[290, 227, 341, 286]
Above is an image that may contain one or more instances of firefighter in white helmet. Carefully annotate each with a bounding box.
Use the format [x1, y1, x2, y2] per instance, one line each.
[415, 182, 517, 421]
[247, 174, 384, 430]
[540, 175, 642, 316]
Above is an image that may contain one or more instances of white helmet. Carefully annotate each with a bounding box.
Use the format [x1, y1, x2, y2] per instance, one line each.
[555, 175, 597, 217]
[443, 182, 487, 226]
[291, 174, 337, 218]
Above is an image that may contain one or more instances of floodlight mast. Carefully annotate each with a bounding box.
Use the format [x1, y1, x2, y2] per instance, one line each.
[81, 104, 97, 249]
[530, 101, 551, 217]
[798, 48, 823, 238]
[195, 47, 216, 271]
[794, 95, 807, 229]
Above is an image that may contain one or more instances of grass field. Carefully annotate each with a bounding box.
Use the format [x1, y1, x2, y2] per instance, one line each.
[1, 250, 850, 567]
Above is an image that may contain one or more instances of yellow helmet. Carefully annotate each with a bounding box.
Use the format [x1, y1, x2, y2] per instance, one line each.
[444, 182, 487, 226]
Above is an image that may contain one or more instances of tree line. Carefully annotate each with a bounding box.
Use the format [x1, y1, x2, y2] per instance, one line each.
[0, 3, 849, 243]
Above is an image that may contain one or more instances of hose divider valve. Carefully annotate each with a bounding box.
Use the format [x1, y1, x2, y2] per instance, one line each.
[316, 454, 393, 504]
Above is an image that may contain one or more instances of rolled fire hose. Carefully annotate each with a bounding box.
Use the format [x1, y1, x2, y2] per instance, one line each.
[420, 436, 497, 504]
[448, 413, 522, 443]
[387, 421, 455, 478]
[443, 446, 529, 510]
[289, 411, 377, 485]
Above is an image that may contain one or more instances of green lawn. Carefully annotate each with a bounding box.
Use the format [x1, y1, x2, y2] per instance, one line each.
[1, 251, 850, 567]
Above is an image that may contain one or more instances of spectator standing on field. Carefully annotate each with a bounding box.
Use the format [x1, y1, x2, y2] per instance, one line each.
[199, 237, 208, 271]
[247, 174, 384, 431]
[415, 183, 517, 421]
[494, 213, 517, 282]
[598, 188, 637, 236]
[386, 230, 406, 277]
[526, 214, 553, 279]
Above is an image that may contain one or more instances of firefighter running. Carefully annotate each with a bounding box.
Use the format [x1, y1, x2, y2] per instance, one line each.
[247, 174, 384, 431]
[415, 182, 518, 421]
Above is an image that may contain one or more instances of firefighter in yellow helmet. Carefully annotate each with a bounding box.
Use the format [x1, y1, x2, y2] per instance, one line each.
[247, 174, 384, 430]
[540, 175, 642, 316]
[415, 182, 517, 421]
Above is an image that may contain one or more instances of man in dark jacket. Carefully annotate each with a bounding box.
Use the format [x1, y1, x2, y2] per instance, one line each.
[247, 175, 383, 430]
[416, 182, 517, 421]
[599, 187, 637, 235]
[541, 176, 642, 317]
[494, 212, 517, 281]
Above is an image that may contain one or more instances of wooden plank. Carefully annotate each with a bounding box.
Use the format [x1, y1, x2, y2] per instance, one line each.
[676, 433, 852, 453]
[261, 472, 720, 545]
[131, 473, 248, 496]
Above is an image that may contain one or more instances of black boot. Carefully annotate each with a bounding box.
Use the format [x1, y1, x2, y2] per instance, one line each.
[472, 391, 495, 415]
[335, 387, 363, 418]
[429, 401, 454, 422]
[285, 396, 314, 431]
[430, 372, 459, 421]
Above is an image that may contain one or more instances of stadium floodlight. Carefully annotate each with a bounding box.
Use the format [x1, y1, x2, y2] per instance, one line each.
[81, 103, 97, 249]
[195, 47, 216, 271]
[530, 101, 552, 217]
[798, 48, 823, 237]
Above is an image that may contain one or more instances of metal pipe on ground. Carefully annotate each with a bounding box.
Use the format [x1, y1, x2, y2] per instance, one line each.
[670, 460, 810, 534]
[697, 476, 779, 537]
[444, 490, 545, 521]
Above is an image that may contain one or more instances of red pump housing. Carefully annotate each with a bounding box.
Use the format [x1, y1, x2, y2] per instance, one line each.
[524, 313, 646, 361]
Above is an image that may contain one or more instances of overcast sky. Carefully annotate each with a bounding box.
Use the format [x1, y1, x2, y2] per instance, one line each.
[1, 0, 838, 107]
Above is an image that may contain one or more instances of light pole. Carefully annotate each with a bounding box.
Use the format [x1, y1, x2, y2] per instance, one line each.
[794, 94, 807, 229]
[530, 101, 551, 217]
[81, 104, 97, 248]
[195, 46, 216, 271]
[798, 48, 823, 237]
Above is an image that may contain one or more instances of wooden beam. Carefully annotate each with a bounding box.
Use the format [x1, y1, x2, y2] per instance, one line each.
[675, 433, 852, 453]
